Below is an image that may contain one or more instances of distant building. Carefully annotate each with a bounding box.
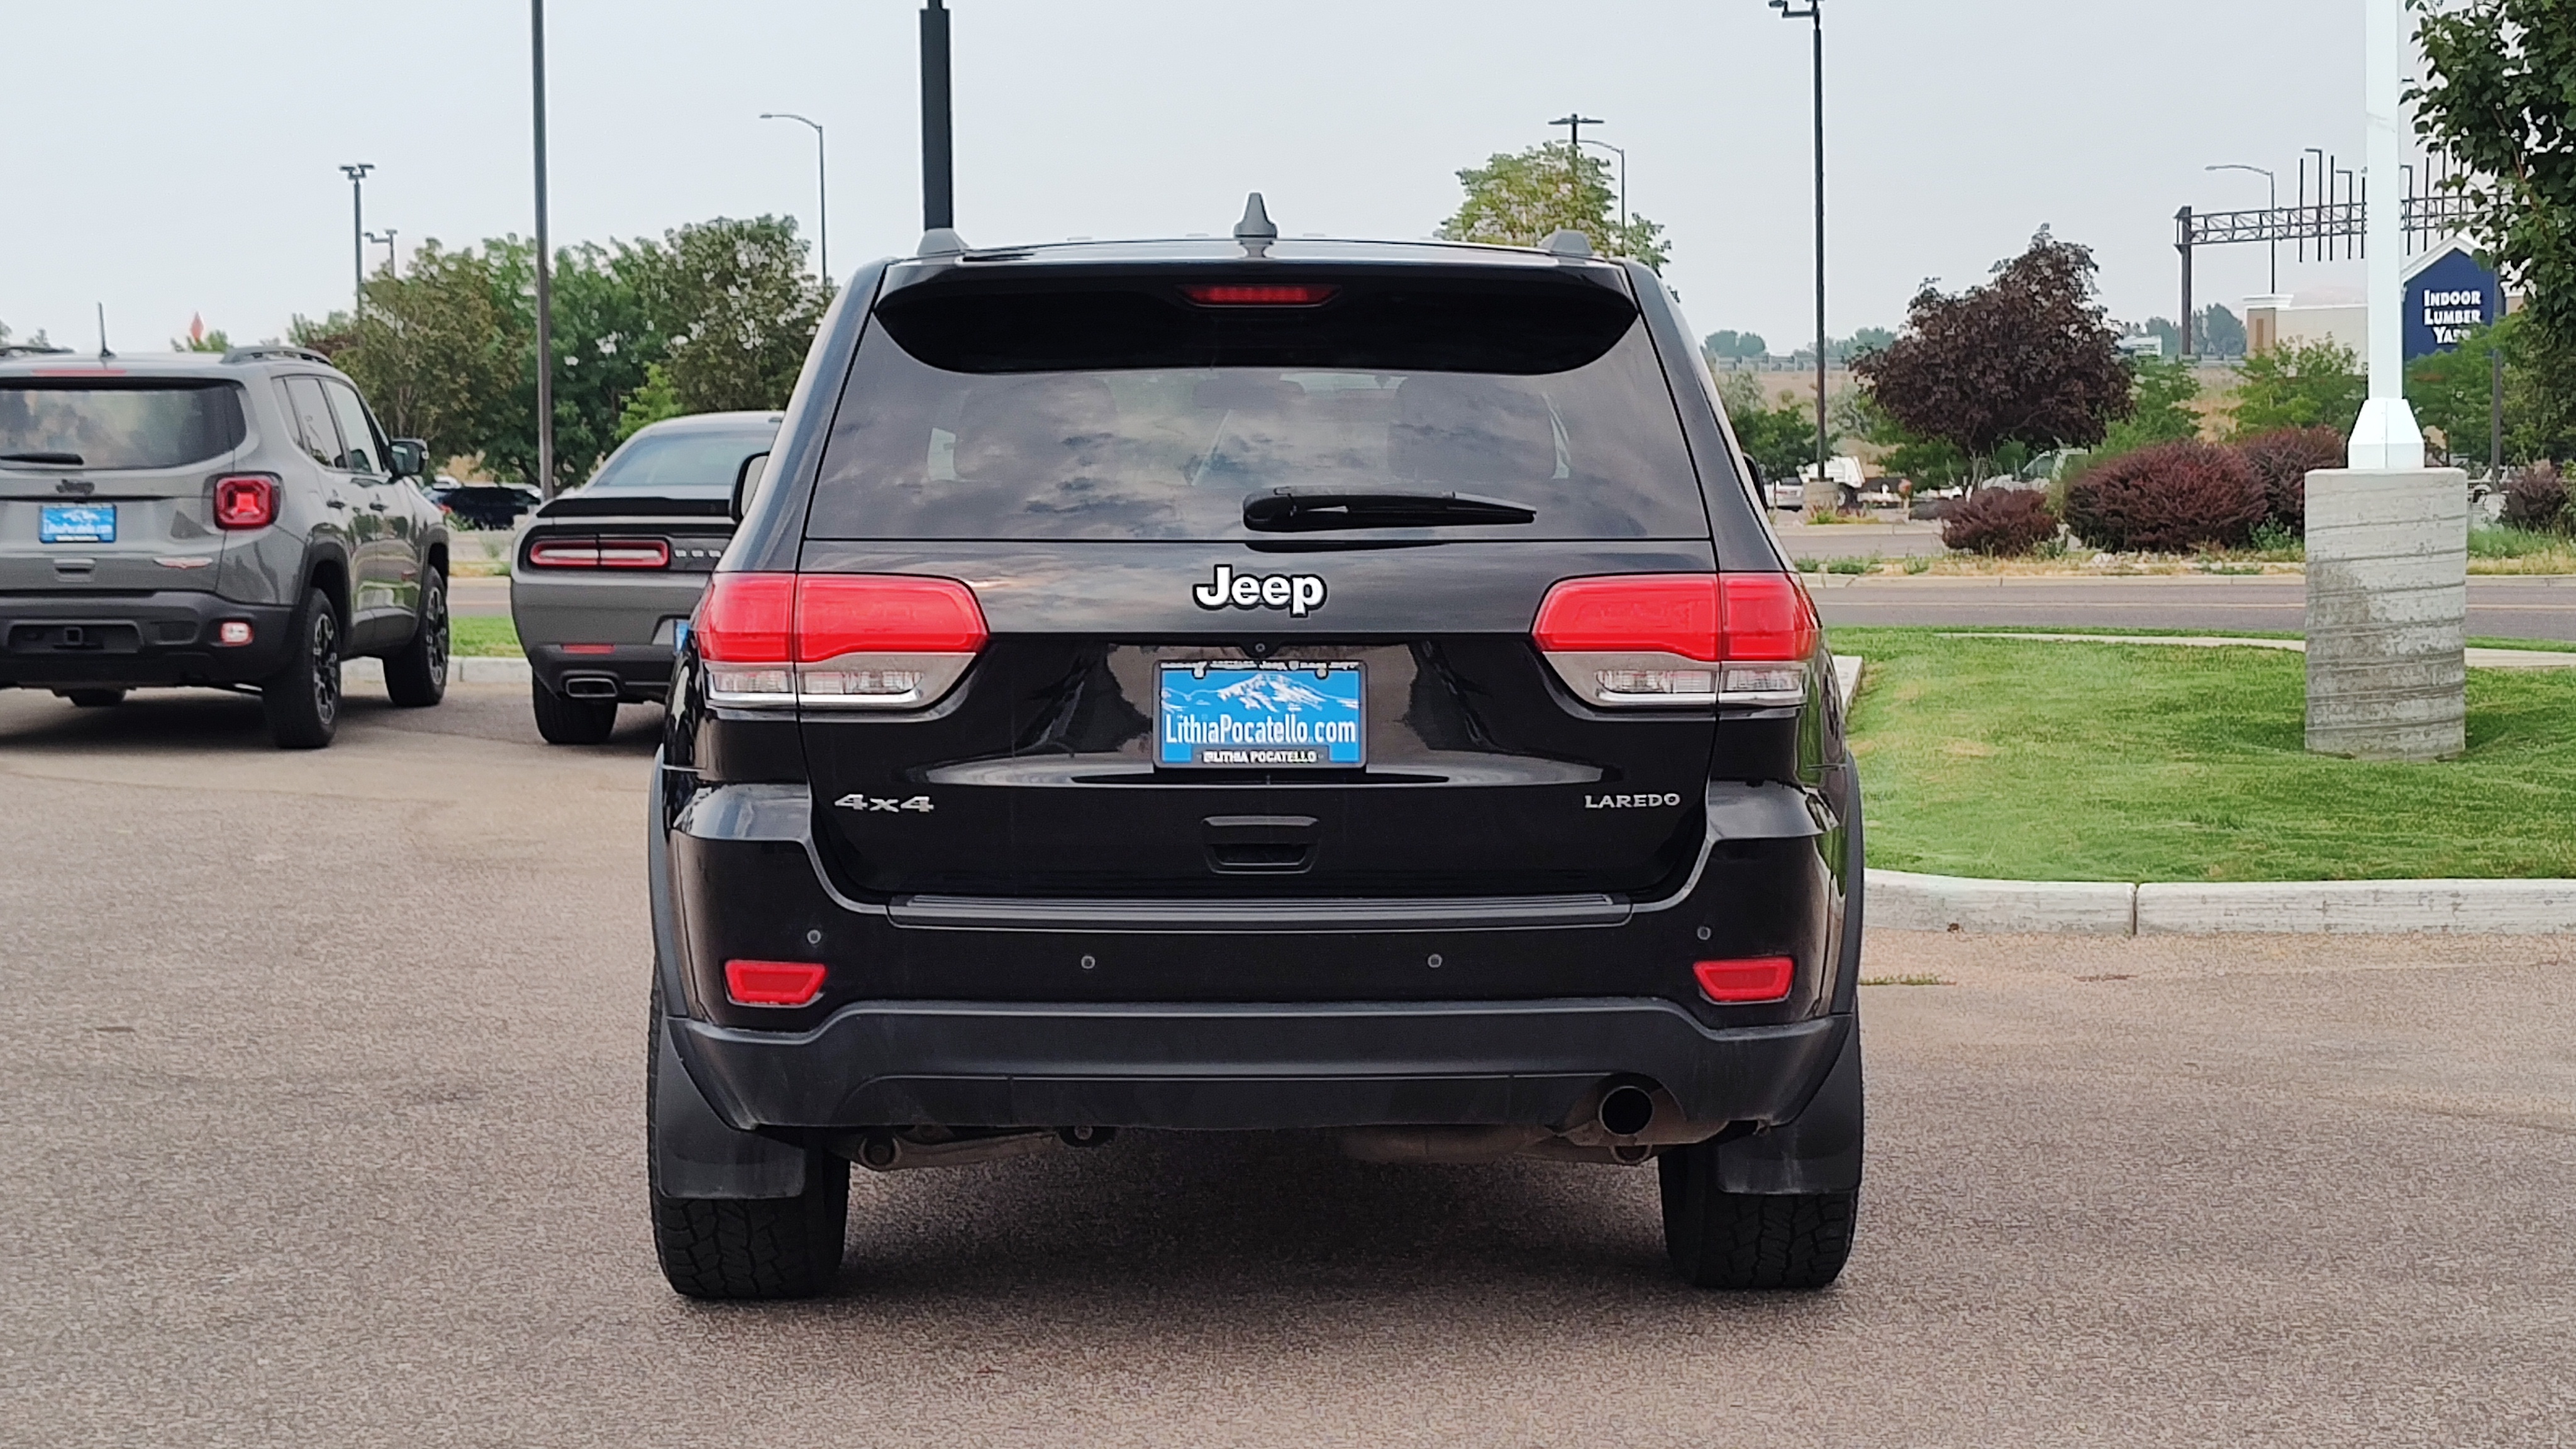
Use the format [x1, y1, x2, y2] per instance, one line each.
[2246, 236, 2507, 360]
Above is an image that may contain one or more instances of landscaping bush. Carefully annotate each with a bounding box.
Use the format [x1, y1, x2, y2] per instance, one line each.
[2235, 425, 2346, 533]
[2502, 462, 2569, 533]
[1940, 487, 2060, 556]
[2061, 440, 2268, 552]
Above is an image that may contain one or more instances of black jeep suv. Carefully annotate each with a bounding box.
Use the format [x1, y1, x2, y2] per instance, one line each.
[647, 207, 1865, 1299]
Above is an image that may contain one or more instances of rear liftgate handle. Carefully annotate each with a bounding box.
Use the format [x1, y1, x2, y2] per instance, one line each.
[1202, 814, 1320, 875]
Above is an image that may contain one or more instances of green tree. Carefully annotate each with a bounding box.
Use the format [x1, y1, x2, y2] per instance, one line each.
[2097, 355, 2204, 455]
[615, 362, 686, 442]
[2412, 0, 2576, 455]
[325, 240, 521, 465]
[1704, 329, 1767, 361]
[630, 216, 833, 415]
[171, 325, 231, 353]
[1716, 370, 1838, 483]
[2228, 340, 2366, 438]
[1438, 143, 1669, 269]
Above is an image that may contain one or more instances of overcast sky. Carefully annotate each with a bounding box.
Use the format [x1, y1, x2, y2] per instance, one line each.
[3, 0, 2400, 355]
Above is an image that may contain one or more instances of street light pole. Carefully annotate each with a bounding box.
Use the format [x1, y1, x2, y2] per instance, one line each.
[1578, 138, 1628, 235]
[760, 113, 830, 281]
[2206, 162, 2278, 294]
[338, 163, 374, 319]
[1772, 0, 1827, 487]
[921, 0, 953, 231]
[530, 0, 556, 497]
[365, 229, 399, 280]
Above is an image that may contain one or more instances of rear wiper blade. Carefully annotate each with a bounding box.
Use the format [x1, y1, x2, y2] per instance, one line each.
[1241, 487, 1536, 533]
[0, 451, 83, 465]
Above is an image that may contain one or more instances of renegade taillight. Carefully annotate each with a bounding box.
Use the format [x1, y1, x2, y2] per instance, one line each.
[213, 474, 277, 530]
[1694, 957, 1795, 1004]
[526, 536, 669, 569]
[697, 572, 987, 710]
[1532, 573, 1818, 708]
[725, 960, 828, 1008]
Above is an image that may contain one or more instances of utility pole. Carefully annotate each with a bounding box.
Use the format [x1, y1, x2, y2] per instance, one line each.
[1579, 138, 1628, 235]
[760, 113, 830, 280]
[339, 164, 375, 319]
[1771, 0, 1828, 487]
[921, 0, 953, 231]
[531, 0, 557, 497]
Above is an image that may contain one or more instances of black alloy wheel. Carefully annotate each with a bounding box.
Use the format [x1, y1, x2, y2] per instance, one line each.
[384, 569, 450, 708]
[262, 587, 342, 750]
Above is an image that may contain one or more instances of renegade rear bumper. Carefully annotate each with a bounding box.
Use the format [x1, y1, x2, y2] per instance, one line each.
[0, 592, 296, 688]
[670, 999, 1849, 1133]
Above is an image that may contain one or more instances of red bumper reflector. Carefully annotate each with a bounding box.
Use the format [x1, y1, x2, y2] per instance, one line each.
[1693, 957, 1795, 1004]
[724, 960, 828, 1008]
[215, 620, 253, 647]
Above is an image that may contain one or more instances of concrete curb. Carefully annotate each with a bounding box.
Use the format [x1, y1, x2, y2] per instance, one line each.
[1866, 869, 2576, 936]
[344, 656, 532, 688]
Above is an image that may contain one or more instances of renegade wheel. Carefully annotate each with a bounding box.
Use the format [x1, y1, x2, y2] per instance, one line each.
[63, 689, 126, 708]
[1659, 1143, 1857, 1291]
[262, 587, 341, 750]
[530, 677, 618, 745]
[383, 569, 449, 708]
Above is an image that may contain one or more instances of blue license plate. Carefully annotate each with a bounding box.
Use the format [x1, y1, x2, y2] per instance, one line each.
[40, 504, 115, 544]
[1158, 660, 1365, 769]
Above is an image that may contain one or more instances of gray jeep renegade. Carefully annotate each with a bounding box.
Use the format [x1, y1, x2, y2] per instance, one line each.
[0, 343, 451, 747]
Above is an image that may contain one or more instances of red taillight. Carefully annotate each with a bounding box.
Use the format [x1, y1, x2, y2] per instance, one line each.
[527, 538, 599, 567]
[1694, 957, 1795, 1004]
[724, 960, 827, 1008]
[526, 535, 667, 569]
[597, 538, 670, 569]
[697, 573, 987, 709]
[1180, 283, 1340, 306]
[213, 475, 277, 530]
[1531, 573, 1818, 708]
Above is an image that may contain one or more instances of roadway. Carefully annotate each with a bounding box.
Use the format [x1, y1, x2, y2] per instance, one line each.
[0, 681, 2567, 1445]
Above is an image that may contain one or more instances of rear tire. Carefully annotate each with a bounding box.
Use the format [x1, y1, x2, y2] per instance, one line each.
[651, 1166, 851, 1301]
[530, 677, 619, 745]
[1659, 1143, 1857, 1291]
[64, 689, 126, 708]
[383, 569, 448, 708]
[262, 587, 341, 750]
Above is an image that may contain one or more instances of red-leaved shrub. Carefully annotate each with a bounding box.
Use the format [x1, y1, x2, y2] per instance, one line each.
[2503, 462, 2569, 533]
[2062, 441, 2268, 552]
[1940, 487, 2059, 556]
[2235, 426, 2346, 533]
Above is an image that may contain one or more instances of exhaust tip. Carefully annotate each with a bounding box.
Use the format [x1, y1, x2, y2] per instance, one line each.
[1597, 1084, 1656, 1139]
[560, 674, 619, 699]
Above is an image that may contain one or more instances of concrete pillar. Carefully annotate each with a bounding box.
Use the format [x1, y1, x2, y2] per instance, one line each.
[2305, 469, 2468, 761]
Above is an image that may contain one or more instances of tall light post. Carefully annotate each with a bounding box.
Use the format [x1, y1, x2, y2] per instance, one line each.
[2206, 162, 2278, 294]
[530, 0, 556, 497]
[760, 113, 830, 281]
[1547, 113, 1603, 209]
[338, 163, 375, 319]
[921, 0, 953, 231]
[1579, 137, 1628, 235]
[366, 229, 399, 281]
[1771, 0, 1828, 486]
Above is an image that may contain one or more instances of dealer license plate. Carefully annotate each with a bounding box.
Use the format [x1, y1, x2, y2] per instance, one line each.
[40, 504, 115, 544]
[1157, 660, 1365, 769]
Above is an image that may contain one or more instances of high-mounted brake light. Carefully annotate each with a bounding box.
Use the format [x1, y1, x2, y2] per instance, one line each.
[1180, 284, 1340, 307]
[697, 572, 987, 710]
[725, 960, 828, 1008]
[1694, 957, 1795, 1004]
[213, 475, 277, 530]
[1531, 573, 1818, 708]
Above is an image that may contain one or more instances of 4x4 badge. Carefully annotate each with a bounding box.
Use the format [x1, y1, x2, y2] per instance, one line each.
[835, 794, 934, 814]
[1193, 564, 1326, 618]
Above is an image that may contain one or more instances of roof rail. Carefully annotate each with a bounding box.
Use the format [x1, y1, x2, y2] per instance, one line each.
[0, 342, 75, 358]
[220, 345, 335, 367]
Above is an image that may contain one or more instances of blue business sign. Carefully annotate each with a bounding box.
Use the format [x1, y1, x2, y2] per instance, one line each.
[2403, 241, 2502, 360]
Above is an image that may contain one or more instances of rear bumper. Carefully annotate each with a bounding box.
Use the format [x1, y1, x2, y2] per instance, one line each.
[0, 591, 296, 687]
[671, 998, 1850, 1134]
[528, 642, 677, 703]
[513, 570, 706, 702]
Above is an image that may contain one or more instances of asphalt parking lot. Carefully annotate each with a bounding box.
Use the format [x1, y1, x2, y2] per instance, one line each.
[1, 682, 2570, 1447]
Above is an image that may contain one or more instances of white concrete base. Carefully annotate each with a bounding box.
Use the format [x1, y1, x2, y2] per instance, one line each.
[2136, 879, 2576, 935]
[1865, 869, 2136, 935]
[2304, 467, 2467, 761]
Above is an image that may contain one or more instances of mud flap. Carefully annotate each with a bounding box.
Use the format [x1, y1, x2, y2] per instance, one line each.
[650, 1014, 811, 1200]
[1713, 1015, 1863, 1195]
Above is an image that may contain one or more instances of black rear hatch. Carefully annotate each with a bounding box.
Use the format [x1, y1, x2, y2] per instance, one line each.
[794, 260, 1722, 900]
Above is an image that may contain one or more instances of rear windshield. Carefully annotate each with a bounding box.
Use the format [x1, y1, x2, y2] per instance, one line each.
[582, 426, 775, 495]
[805, 279, 1707, 541]
[0, 380, 247, 470]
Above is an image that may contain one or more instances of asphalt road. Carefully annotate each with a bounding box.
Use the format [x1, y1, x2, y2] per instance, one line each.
[1, 681, 2569, 1446]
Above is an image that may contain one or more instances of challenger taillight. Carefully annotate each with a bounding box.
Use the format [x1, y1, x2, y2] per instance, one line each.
[1531, 572, 1818, 708]
[526, 535, 670, 569]
[696, 572, 987, 710]
[213, 474, 277, 530]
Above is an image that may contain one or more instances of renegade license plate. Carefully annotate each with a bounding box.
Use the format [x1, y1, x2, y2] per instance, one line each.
[1157, 660, 1365, 769]
[40, 504, 114, 543]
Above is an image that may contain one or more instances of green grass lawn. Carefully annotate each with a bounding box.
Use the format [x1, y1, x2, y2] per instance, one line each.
[1835, 626, 2576, 882]
[450, 616, 523, 657]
